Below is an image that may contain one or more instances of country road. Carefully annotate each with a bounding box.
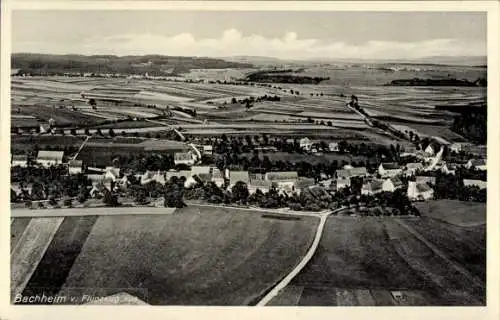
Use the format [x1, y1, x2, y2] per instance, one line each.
[256, 208, 340, 306]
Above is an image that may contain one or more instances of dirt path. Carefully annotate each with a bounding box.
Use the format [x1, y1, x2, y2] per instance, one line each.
[256, 209, 341, 306]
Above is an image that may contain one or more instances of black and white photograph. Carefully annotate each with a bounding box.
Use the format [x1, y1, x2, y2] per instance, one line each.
[2, 1, 498, 313]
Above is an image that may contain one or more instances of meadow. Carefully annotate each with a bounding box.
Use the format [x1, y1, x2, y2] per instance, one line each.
[11, 206, 319, 305]
[275, 216, 486, 306]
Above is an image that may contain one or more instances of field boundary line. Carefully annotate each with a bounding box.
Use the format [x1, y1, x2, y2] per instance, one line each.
[394, 219, 486, 292]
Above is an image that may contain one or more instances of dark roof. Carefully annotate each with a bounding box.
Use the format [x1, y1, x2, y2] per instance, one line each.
[416, 183, 432, 193]
[381, 162, 401, 170]
[68, 160, 83, 167]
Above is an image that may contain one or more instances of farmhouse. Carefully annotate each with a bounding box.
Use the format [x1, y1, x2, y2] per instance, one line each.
[152, 171, 166, 185]
[104, 167, 121, 181]
[382, 177, 403, 192]
[191, 166, 212, 176]
[424, 143, 440, 156]
[211, 168, 227, 188]
[463, 179, 487, 190]
[466, 159, 487, 171]
[416, 176, 436, 185]
[361, 179, 384, 196]
[333, 178, 351, 191]
[299, 137, 313, 151]
[174, 151, 196, 166]
[407, 181, 434, 201]
[248, 179, 272, 194]
[441, 163, 456, 175]
[68, 160, 83, 175]
[378, 163, 403, 178]
[11, 154, 28, 168]
[229, 171, 250, 188]
[335, 167, 367, 179]
[37, 150, 64, 168]
[202, 145, 213, 155]
[296, 178, 316, 194]
[265, 171, 299, 193]
[405, 163, 423, 176]
[328, 142, 339, 152]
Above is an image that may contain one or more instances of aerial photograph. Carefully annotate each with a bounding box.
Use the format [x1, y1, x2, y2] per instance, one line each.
[9, 10, 487, 306]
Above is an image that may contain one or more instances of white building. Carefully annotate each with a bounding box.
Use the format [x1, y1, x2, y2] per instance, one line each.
[211, 168, 229, 188]
[104, 167, 121, 181]
[265, 171, 299, 192]
[466, 159, 487, 171]
[405, 163, 423, 176]
[328, 142, 339, 152]
[228, 171, 250, 189]
[335, 167, 368, 180]
[174, 151, 196, 166]
[378, 163, 403, 178]
[202, 145, 214, 155]
[37, 151, 64, 168]
[299, 137, 313, 151]
[382, 177, 403, 192]
[361, 179, 384, 196]
[68, 160, 83, 175]
[463, 179, 487, 190]
[407, 181, 434, 201]
[11, 154, 28, 168]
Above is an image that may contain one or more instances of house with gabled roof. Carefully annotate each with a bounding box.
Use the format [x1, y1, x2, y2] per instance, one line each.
[361, 179, 384, 196]
[37, 150, 64, 168]
[299, 137, 312, 151]
[378, 162, 403, 178]
[335, 167, 367, 180]
[11, 154, 28, 168]
[407, 181, 434, 201]
[265, 171, 299, 193]
[382, 177, 403, 192]
[229, 171, 250, 189]
[463, 179, 487, 190]
[174, 151, 196, 166]
[191, 166, 212, 176]
[105, 166, 121, 181]
[466, 158, 487, 171]
[211, 168, 227, 188]
[68, 160, 84, 175]
[416, 176, 436, 185]
[405, 162, 423, 176]
[248, 179, 272, 194]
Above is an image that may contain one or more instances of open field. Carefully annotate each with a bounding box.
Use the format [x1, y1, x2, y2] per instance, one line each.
[11, 135, 86, 154]
[239, 152, 371, 165]
[414, 200, 486, 227]
[275, 216, 485, 306]
[12, 206, 319, 305]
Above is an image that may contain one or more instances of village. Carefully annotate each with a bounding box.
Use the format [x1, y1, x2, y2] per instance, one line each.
[10, 130, 487, 215]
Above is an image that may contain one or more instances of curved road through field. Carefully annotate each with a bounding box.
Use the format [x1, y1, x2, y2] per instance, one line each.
[256, 208, 340, 306]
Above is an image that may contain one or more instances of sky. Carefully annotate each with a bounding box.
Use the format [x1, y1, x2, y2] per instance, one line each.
[11, 11, 487, 60]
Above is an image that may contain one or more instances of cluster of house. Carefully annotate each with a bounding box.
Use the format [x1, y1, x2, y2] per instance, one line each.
[11, 141, 488, 202]
[298, 137, 339, 153]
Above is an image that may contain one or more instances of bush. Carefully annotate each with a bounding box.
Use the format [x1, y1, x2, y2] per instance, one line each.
[63, 198, 73, 207]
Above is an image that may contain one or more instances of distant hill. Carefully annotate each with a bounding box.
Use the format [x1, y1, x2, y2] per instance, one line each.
[11, 53, 254, 76]
[225, 55, 487, 67]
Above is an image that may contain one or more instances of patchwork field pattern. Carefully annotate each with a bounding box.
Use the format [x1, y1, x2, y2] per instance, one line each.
[271, 215, 486, 306]
[11, 206, 319, 305]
